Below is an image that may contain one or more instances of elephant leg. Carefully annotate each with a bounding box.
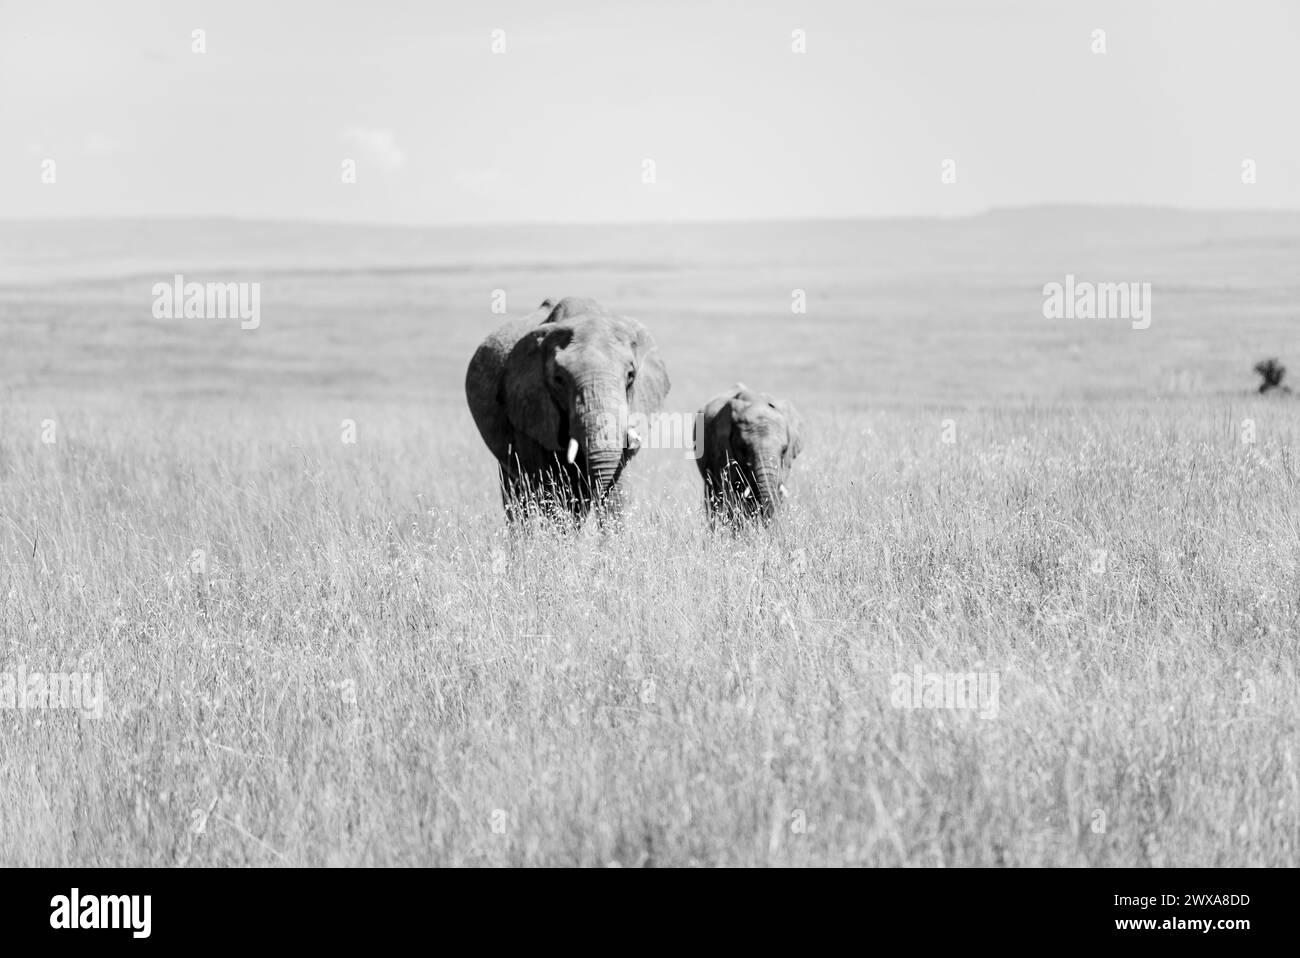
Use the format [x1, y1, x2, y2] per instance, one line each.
[546, 465, 584, 522]
[515, 467, 580, 530]
[705, 475, 733, 532]
[530, 469, 561, 523]
[501, 465, 555, 527]
[503, 475, 537, 527]
[498, 463, 521, 521]
[730, 481, 753, 528]
[731, 471, 760, 524]
[562, 483, 588, 523]
[709, 497, 726, 533]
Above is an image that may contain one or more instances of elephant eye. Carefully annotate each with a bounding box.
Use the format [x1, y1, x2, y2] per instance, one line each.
[626, 368, 636, 391]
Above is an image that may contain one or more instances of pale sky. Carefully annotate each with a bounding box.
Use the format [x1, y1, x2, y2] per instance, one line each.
[1, 0, 1297, 223]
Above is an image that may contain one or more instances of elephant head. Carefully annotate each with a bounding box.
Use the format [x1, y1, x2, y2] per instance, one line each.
[695, 384, 802, 524]
[466, 296, 671, 517]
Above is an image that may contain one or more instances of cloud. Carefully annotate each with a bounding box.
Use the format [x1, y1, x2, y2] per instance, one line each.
[342, 127, 405, 173]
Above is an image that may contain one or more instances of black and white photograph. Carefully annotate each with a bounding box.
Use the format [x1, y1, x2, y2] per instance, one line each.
[0, 0, 1293, 935]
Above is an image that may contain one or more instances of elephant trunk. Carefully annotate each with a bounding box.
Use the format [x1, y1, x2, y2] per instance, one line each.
[571, 377, 627, 502]
[753, 457, 781, 521]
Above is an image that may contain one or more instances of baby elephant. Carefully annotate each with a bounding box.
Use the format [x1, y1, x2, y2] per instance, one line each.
[694, 384, 803, 526]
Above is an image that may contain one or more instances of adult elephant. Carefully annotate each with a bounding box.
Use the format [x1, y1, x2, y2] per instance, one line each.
[694, 384, 802, 527]
[465, 296, 670, 523]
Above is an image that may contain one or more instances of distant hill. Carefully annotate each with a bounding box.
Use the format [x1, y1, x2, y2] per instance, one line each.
[3, 206, 1299, 286]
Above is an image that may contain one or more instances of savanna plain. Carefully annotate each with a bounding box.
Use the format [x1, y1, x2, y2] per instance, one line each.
[1, 209, 1297, 865]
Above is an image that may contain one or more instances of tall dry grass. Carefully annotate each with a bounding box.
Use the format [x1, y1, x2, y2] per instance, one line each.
[2, 398, 1296, 865]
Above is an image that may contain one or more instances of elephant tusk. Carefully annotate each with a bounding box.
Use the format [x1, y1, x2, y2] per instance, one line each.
[627, 427, 642, 449]
[779, 483, 789, 498]
[566, 438, 579, 464]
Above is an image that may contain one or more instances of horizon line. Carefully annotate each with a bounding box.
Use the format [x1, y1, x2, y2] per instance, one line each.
[4, 202, 1300, 231]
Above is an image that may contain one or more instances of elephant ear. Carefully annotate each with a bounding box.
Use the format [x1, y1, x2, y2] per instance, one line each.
[502, 326, 565, 452]
[691, 408, 708, 477]
[700, 394, 737, 474]
[626, 320, 670, 417]
[776, 399, 803, 463]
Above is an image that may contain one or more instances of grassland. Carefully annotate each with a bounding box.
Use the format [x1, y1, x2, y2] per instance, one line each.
[1, 212, 1298, 865]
